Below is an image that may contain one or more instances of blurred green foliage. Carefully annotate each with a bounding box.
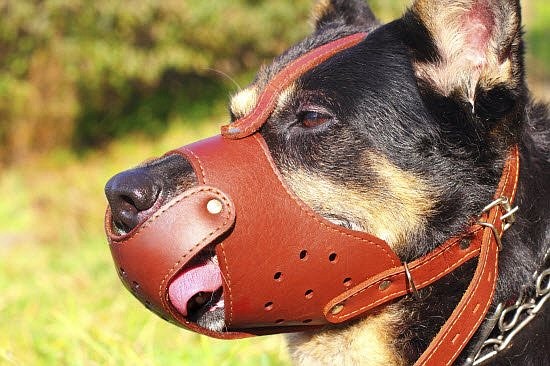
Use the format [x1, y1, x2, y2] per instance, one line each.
[0, 0, 548, 166]
[526, 1, 550, 79]
[0, 0, 313, 164]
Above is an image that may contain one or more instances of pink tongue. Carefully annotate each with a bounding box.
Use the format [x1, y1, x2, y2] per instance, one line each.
[168, 261, 222, 317]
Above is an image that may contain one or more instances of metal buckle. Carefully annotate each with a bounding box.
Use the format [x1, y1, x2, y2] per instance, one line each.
[478, 196, 519, 250]
[403, 262, 421, 300]
[480, 196, 518, 232]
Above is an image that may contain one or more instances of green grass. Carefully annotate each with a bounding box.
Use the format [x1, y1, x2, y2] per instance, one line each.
[0, 113, 291, 366]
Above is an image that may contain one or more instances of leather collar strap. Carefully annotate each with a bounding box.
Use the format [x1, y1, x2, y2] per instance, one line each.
[105, 32, 520, 365]
[415, 146, 519, 366]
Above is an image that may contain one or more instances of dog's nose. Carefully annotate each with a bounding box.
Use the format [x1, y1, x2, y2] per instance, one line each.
[105, 170, 161, 233]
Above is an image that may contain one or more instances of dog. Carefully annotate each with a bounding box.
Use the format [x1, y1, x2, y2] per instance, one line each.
[104, 0, 549, 364]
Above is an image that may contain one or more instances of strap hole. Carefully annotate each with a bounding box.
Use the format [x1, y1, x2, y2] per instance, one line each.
[329, 252, 338, 262]
[305, 289, 314, 299]
[459, 238, 471, 250]
[264, 302, 274, 311]
[299, 250, 308, 260]
[343, 277, 352, 287]
[303, 319, 312, 324]
[274, 272, 283, 281]
[275, 319, 285, 324]
[331, 303, 344, 315]
[379, 280, 391, 291]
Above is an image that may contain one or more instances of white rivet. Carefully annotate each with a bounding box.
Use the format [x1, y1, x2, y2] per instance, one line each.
[207, 199, 223, 215]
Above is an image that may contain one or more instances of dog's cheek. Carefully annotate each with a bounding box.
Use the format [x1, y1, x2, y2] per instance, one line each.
[281, 154, 436, 251]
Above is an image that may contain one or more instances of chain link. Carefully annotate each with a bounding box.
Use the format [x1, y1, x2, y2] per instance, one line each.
[468, 263, 550, 365]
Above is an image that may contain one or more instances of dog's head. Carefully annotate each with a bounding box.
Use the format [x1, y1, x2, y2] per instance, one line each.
[105, 0, 526, 336]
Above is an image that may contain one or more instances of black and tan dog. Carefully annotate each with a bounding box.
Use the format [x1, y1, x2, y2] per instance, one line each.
[105, 0, 549, 364]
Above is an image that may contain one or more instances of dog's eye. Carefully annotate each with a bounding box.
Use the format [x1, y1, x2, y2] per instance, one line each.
[298, 111, 331, 128]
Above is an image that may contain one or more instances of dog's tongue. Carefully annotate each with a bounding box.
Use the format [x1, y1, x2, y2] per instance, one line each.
[168, 261, 222, 317]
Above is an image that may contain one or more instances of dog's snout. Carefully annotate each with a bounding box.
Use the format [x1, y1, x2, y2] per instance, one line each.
[105, 154, 198, 234]
[105, 170, 161, 233]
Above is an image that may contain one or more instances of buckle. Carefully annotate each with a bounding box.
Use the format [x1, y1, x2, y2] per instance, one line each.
[478, 196, 519, 250]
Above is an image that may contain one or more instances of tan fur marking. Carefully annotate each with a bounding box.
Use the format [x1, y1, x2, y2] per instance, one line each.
[412, 0, 520, 99]
[230, 87, 258, 119]
[287, 308, 405, 366]
[283, 154, 435, 249]
[275, 83, 296, 113]
[312, 0, 334, 23]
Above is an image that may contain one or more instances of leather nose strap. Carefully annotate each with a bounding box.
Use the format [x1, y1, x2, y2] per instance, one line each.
[106, 186, 237, 337]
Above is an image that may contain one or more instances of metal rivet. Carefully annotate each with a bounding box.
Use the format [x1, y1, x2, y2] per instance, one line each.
[206, 199, 223, 214]
[331, 303, 344, 315]
[379, 280, 392, 291]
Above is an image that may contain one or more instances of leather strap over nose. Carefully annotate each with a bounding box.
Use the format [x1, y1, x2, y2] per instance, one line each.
[105, 186, 238, 337]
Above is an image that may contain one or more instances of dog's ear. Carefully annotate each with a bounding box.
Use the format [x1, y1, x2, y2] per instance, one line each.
[407, 0, 525, 113]
[313, 0, 378, 30]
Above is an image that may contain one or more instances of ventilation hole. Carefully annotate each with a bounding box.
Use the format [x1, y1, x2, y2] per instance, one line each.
[299, 250, 308, 260]
[264, 302, 274, 311]
[275, 319, 285, 324]
[303, 319, 313, 324]
[274, 272, 283, 281]
[329, 252, 338, 262]
[305, 289, 314, 299]
[343, 277, 352, 287]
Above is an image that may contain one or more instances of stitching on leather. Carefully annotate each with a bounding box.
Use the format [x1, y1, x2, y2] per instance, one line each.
[159, 189, 233, 311]
[230, 35, 363, 135]
[218, 244, 234, 325]
[420, 151, 515, 365]
[180, 147, 208, 185]
[423, 207, 505, 362]
[443, 153, 516, 363]
[449, 253, 498, 365]
[253, 134, 399, 266]
[227, 34, 366, 137]
[510, 147, 520, 202]
[336, 246, 481, 320]
[334, 234, 482, 320]
[112, 187, 215, 244]
[420, 232, 492, 365]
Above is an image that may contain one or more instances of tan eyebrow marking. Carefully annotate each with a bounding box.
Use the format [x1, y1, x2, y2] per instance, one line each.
[230, 87, 258, 119]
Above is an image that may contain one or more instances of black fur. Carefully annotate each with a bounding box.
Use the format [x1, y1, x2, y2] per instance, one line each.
[105, 1, 549, 364]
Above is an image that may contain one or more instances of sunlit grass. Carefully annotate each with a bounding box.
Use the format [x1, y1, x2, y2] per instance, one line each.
[0, 111, 291, 365]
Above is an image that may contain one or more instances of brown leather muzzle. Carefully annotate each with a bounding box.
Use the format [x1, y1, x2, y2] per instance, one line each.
[106, 33, 380, 338]
[105, 31, 520, 365]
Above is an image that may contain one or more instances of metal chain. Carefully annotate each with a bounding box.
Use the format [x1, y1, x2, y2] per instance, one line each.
[468, 255, 550, 365]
